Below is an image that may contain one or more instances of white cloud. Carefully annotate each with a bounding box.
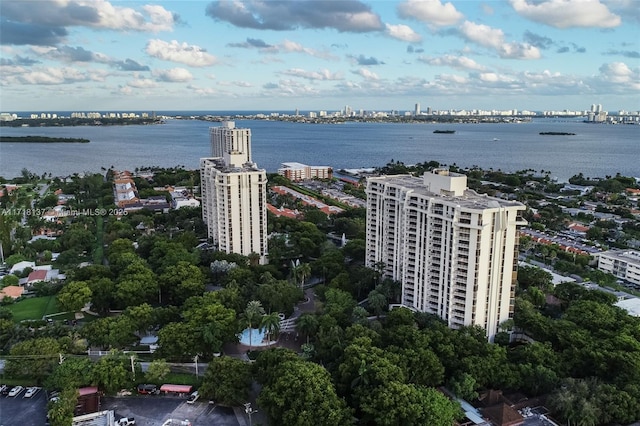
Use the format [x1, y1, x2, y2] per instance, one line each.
[354, 68, 380, 80]
[269, 40, 338, 60]
[397, 0, 464, 27]
[127, 78, 158, 88]
[8, 67, 90, 85]
[146, 40, 217, 67]
[438, 74, 468, 84]
[599, 62, 639, 86]
[82, 0, 177, 32]
[509, 0, 621, 28]
[281, 68, 343, 81]
[419, 55, 487, 71]
[385, 24, 422, 42]
[459, 21, 541, 59]
[459, 21, 504, 50]
[153, 68, 193, 82]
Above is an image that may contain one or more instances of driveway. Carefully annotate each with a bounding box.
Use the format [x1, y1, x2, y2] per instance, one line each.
[101, 396, 243, 426]
[0, 387, 48, 426]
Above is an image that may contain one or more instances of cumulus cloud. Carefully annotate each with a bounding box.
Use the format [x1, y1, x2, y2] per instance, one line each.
[115, 59, 151, 71]
[458, 21, 541, 59]
[265, 40, 338, 60]
[604, 49, 640, 59]
[509, 0, 621, 28]
[523, 31, 554, 50]
[0, 20, 68, 46]
[419, 54, 487, 71]
[127, 78, 157, 88]
[153, 68, 193, 82]
[0, 1, 177, 46]
[4, 66, 92, 85]
[146, 39, 217, 67]
[227, 38, 273, 48]
[353, 68, 379, 80]
[205, 0, 383, 32]
[397, 0, 464, 27]
[347, 54, 385, 66]
[280, 68, 343, 81]
[385, 23, 422, 42]
[0, 55, 40, 66]
[599, 62, 639, 85]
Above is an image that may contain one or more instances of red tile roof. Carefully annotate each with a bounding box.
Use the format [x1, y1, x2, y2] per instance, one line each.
[27, 269, 47, 282]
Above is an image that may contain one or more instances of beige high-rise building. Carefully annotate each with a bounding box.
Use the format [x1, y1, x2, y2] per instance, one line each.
[365, 169, 527, 340]
[201, 121, 268, 264]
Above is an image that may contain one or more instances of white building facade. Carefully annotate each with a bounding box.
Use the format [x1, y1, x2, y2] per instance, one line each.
[201, 122, 268, 264]
[365, 170, 527, 340]
[597, 250, 640, 286]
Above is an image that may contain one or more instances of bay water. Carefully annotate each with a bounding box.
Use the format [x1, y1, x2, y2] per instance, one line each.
[0, 117, 638, 182]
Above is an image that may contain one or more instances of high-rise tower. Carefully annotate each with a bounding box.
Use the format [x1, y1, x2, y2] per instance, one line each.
[365, 169, 526, 340]
[201, 121, 268, 264]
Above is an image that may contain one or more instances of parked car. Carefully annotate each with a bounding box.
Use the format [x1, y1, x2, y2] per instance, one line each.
[8, 386, 24, 397]
[0, 385, 7, 394]
[116, 417, 136, 426]
[117, 389, 132, 396]
[186, 391, 199, 404]
[137, 384, 159, 395]
[24, 387, 40, 398]
[162, 420, 191, 426]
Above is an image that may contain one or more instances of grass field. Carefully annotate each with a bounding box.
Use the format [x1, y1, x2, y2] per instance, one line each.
[7, 296, 62, 322]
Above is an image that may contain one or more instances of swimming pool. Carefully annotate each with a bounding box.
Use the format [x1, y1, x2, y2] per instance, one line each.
[237, 327, 270, 347]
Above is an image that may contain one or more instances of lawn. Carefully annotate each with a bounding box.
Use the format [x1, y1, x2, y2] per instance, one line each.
[7, 296, 62, 322]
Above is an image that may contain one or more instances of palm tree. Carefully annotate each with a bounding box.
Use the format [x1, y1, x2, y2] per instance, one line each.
[261, 312, 281, 343]
[295, 263, 312, 289]
[296, 313, 318, 344]
[243, 300, 265, 351]
[367, 289, 387, 318]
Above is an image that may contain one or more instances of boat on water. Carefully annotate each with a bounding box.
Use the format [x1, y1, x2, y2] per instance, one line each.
[433, 130, 455, 134]
[493, 138, 500, 141]
[539, 131, 576, 135]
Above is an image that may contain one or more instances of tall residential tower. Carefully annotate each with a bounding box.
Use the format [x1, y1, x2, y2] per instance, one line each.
[200, 122, 268, 264]
[365, 169, 526, 340]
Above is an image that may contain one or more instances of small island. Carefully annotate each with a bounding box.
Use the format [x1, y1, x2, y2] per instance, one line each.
[0, 136, 90, 143]
[539, 132, 576, 136]
[433, 130, 456, 134]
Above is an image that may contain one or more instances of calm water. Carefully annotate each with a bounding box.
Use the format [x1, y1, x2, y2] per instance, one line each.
[0, 118, 638, 182]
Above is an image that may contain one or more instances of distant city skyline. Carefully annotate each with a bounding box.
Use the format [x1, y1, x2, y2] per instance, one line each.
[1, 0, 639, 112]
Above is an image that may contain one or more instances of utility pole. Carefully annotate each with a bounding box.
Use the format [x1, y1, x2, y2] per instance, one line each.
[194, 355, 199, 377]
[244, 402, 257, 426]
[130, 355, 136, 380]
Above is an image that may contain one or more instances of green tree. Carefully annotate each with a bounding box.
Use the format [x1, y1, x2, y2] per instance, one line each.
[1, 274, 19, 287]
[296, 313, 319, 344]
[47, 388, 77, 426]
[200, 356, 252, 405]
[92, 351, 135, 394]
[159, 261, 205, 305]
[4, 337, 61, 384]
[258, 359, 353, 426]
[261, 312, 281, 342]
[45, 358, 94, 390]
[243, 300, 265, 351]
[145, 359, 170, 383]
[360, 382, 461, 426]
[157, 322, 199, 359]
[57, 280, 92, 312]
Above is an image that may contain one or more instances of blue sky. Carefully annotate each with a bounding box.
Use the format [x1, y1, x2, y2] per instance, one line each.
[1, 0, 639, 113]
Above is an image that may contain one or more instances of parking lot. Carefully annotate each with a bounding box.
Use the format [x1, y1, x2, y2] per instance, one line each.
[102, 396, 243, 426]
[0, 386, 48, 426]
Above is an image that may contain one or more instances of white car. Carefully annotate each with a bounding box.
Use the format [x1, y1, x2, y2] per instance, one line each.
[116, 417, 136, 426]
[24, 387, 40, 398]
[8, 386, 24, 397]
[186, 391, 199, 404]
